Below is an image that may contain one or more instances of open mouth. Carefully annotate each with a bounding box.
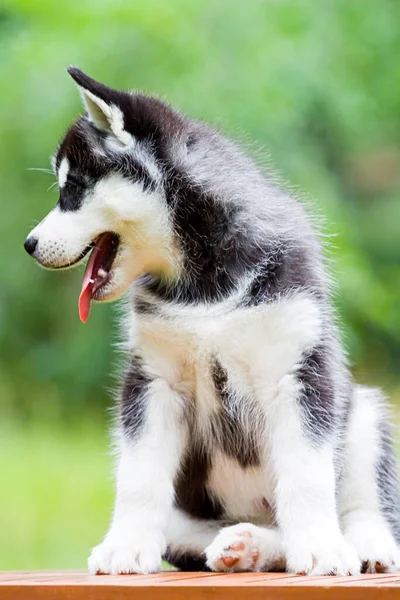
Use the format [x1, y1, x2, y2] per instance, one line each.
[79, 232, 120, 323]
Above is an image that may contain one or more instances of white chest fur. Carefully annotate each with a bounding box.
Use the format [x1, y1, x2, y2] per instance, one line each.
[130, 290, 322, 399]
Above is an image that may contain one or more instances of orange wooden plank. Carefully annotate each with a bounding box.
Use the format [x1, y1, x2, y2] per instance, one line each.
[1, 570, 400, 600]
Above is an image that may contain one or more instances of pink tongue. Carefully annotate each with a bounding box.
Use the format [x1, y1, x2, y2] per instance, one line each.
[78, 282, 94, 323]
[78, 245, 101, 324]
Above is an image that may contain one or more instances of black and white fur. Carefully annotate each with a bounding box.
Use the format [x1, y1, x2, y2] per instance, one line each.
[25, 68, 400, 576]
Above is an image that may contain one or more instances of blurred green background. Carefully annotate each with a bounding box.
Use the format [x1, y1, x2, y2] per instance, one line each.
[1, 0, 400, 570]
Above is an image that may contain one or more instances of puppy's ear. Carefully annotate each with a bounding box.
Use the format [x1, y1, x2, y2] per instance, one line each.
[68, 67, 132, 146]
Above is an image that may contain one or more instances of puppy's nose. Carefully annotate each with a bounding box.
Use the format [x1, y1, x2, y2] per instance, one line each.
[24, 236, 38, 255]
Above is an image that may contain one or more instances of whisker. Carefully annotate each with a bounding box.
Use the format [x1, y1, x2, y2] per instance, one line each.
[28, 167, 55, 175]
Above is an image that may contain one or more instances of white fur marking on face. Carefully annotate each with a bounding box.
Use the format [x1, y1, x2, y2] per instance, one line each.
[58, 157, 70, 188]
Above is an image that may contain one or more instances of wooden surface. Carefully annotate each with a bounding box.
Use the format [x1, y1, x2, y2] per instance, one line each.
[1, 571, 400, 599]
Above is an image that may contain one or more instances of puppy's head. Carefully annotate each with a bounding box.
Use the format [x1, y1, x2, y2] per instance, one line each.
[25, 68, 185, 322]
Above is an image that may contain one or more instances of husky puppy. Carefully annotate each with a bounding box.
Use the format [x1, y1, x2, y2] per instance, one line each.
[25, 68, 400, 576]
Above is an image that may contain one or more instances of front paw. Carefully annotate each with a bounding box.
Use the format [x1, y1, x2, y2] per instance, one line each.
[345, 519, 400, 573]
[285, 531, 361, 576]
[88, 534, 164, 575]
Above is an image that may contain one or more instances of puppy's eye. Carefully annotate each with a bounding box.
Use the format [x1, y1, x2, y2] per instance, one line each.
[59, 178, 86, 211]
[65, 179, 83, 191]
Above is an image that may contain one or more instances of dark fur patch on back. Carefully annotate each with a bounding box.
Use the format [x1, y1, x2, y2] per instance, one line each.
[121, 354, 151, 438]
[242, 245, 324, 308]
[212, 360, 260, 468]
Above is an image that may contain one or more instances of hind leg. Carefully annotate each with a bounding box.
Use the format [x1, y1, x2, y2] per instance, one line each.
[165, 509, 285, 572]
[340, 386, 400, 573]
[164, 509, 221, 570]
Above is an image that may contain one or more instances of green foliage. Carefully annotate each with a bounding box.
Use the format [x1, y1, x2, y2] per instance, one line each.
[0, 419, 113, 569]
